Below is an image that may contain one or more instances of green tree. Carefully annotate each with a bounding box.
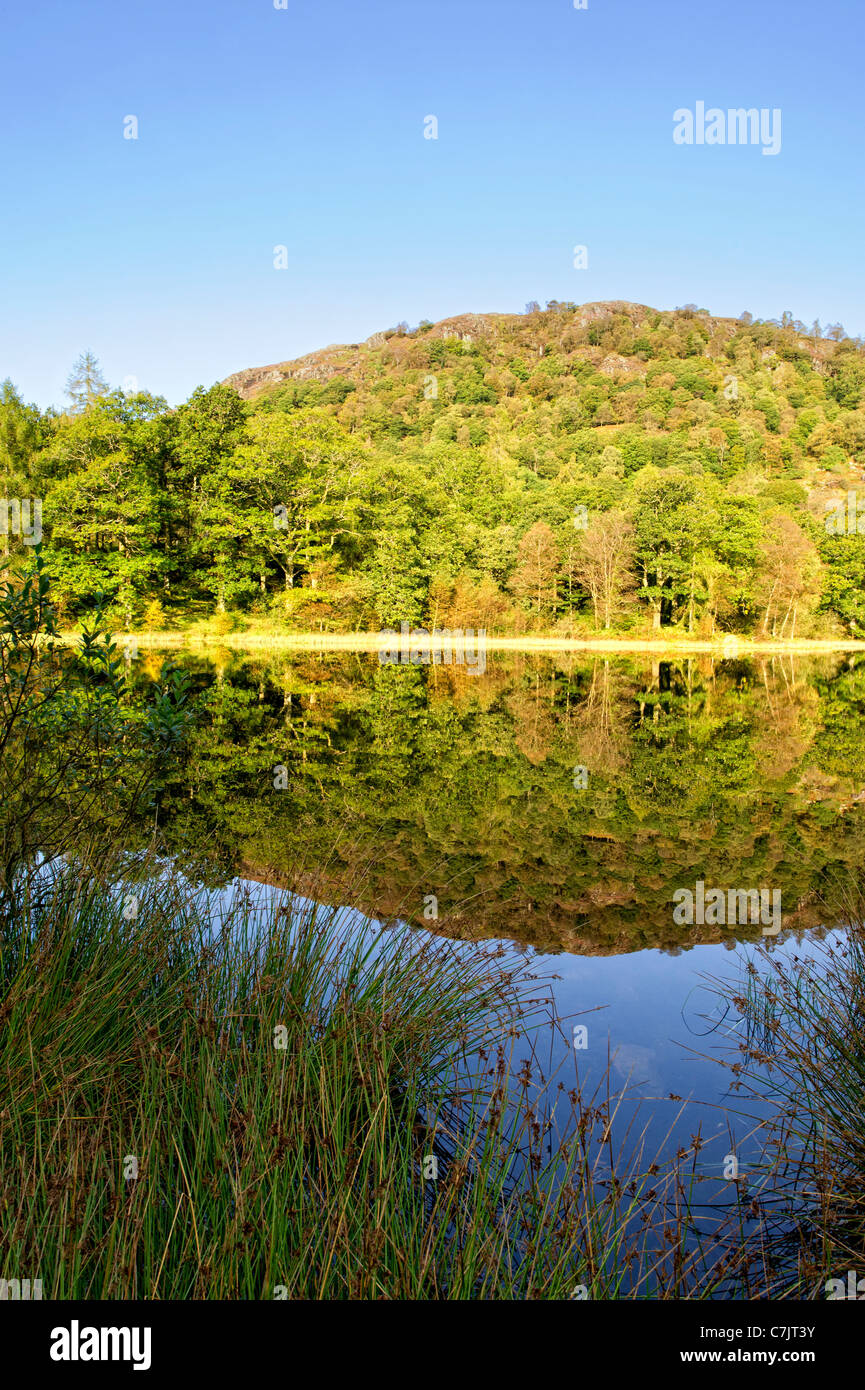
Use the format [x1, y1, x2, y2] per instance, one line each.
[226, 410, 364, 598]
[174, 384, 249, 611]
[42, 394, 167, 623]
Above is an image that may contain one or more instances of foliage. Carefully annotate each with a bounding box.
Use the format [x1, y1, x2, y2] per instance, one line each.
[0, 550, 192, 902]
[5, 304, 865, 636]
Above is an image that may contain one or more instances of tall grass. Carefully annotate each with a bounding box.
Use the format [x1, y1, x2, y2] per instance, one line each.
[0, 857, 746, 1299]
[709, 914, 865, 1298]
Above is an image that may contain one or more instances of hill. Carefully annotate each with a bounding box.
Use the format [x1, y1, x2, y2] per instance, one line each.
[4, 300, 865, 638]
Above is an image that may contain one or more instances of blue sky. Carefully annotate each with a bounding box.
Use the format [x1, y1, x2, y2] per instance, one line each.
[1, 0, 861, 408]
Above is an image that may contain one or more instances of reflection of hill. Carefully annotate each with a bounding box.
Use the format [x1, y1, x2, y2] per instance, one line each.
[238, 852, 838, 958]
[145, 651, 865, 957]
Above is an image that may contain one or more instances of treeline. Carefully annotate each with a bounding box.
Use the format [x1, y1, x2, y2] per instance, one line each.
[2, 301, 865, 636]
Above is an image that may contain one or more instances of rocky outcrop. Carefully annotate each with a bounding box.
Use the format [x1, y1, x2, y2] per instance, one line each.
[221, 301, 835, 402]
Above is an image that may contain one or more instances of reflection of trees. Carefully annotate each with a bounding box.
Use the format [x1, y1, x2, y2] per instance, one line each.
[752, 656, 819, 782]
[133, 651, 865, 957]
[574, 658, 632, 778]
[506, 663, 557, 764]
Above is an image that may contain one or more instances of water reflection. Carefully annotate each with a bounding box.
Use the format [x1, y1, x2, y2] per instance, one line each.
[133, 647, 865, 952]
[117, 647, 865, 1203]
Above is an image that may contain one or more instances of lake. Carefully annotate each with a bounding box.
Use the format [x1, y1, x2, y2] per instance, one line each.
[127, 644, 865, 1202]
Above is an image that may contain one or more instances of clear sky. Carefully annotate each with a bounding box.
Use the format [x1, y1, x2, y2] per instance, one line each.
[2, 0, 862, 408]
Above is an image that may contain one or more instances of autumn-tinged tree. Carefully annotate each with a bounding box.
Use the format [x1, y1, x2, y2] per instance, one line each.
[510, 521, 560, 623]
[571, 510, 636, 629]
[755, 513, 823, 639]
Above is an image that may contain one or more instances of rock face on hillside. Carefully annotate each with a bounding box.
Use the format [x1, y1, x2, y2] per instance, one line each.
[221, 300, 839, 402]
[599, 352, 646, 377]
[225, 353, 346, 398]
[221, 303, 661, 400]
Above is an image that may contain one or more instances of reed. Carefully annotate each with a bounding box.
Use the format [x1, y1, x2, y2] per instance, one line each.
[0, 855, 740, 1300]
[708, 910, 865, 1298]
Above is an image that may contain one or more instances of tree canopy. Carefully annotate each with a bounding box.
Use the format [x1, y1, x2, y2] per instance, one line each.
[3, 301, 865, 639]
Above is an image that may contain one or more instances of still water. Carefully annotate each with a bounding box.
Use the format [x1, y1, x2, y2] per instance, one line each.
[131, 647, 865, 1179]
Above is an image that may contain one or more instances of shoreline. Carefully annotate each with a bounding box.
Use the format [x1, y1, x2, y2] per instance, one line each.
[56, 629, 865, 656]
